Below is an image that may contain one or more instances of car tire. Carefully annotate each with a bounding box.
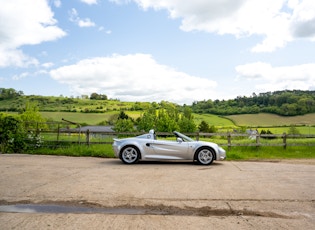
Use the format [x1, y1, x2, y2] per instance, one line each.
[195, 147, 214, 165]
[120, 146, 140, 164]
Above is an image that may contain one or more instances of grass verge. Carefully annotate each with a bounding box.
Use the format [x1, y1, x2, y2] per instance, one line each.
[24, 144, 315, 161]
[27, 144, 115, 158]
[227, 146, 315, 160]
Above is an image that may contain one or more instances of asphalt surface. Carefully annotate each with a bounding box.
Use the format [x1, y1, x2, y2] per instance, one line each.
[0, 154, 314, 229]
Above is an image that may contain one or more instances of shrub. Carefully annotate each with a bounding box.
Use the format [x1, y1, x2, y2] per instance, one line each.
[0, 114, 27, 153]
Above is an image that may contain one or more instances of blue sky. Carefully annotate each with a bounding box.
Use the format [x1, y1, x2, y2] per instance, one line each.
[1, 0, 315, 104]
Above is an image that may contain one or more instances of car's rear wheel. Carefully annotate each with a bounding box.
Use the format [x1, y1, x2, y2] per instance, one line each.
[120, 146, 140, 164]
[196, 147, 214, 165]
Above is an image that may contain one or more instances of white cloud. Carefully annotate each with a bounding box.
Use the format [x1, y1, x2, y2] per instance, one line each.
[98, 26, 112, 34]
[53, 0, 61, 7]
[12, 70, 49, 80]
[69, 8, 96, 27]
[50, 54, 217, 104]
[0, 48, 39, 68]
[78, 18, 96, 27]
[236, 62, 315, 92]
[109, 0, 130, 5]
[80, 0, 98, 5]
[116, 0, 315, 52]
[290, 0, 315, 40]
[42, 62, 54, 68]
[12, 72, 30, 81]
[0, 0, 66, 67]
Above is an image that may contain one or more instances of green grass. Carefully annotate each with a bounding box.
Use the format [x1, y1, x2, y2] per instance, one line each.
[226, 113, 315, 126]
[0, 95, 137, 112]
[223, 113, 315, 134]
[125, 111, 142, 119]
[41, 111, 119, 125]
[198, 134, 315, 147]
[28, 144, 115, 158]
[226, 146, 315, 160]
[27, 144, 315, 160]
[257, 126, 315, 135]
[27, 130, 315, 160]
[193, 113, 236, 128]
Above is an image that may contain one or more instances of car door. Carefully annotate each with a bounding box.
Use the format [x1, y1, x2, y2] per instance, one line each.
[145, 139, 190, 160]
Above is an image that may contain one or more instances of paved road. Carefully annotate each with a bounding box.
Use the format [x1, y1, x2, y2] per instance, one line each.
[0, 154, 314, 229]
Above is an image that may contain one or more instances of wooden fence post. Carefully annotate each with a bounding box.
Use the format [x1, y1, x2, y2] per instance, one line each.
[228, 133, 231, 150]
[57, 124, 60, 142]
[86, 129, 90, 146]
[283, 132, 287, 149]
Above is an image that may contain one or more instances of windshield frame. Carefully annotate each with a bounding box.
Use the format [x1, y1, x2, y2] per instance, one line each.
[173, 131, 194, 142]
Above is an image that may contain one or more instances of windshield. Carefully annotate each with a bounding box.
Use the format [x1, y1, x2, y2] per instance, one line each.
[173, 131, 194, 142]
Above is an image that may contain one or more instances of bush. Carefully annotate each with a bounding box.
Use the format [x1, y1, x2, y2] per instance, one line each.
[260, 129, 276, 139]
[0, 114, 27, 153]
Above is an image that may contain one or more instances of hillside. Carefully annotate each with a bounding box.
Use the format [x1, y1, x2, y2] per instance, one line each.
[1, 88, 314, 116]
[38, 111, 237, 128]
[0, 92, 145, 113]
[226, 113, 315, 126]
[191, 90, 315, 116]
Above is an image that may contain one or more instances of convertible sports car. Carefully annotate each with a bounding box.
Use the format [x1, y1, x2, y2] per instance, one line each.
[112, 130, 226, 165]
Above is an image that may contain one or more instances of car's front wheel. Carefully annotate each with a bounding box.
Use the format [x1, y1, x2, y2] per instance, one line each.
[120, 146, 140, 164]
[195, 147, 214, 165]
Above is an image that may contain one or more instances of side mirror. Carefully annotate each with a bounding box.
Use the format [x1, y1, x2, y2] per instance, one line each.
[177, 137, 183, 143]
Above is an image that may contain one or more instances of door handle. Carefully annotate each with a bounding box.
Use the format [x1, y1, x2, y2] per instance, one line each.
[146, 143, 150, 147]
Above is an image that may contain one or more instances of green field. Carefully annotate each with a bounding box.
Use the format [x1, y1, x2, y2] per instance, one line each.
[225, 113, 315, 126]
[193, 113, 235, 127]
[224, 113, 315, 134]
[39, 112, 315, 134]
[41, 111, 117, 125]
[256, 126, 315, 135]
[40, 111, 237, 128]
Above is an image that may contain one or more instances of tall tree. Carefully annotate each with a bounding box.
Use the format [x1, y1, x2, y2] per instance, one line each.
[20, 101, 47, 129]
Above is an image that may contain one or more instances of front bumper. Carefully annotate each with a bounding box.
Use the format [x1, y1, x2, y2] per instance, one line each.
[217, 147, 226, 160]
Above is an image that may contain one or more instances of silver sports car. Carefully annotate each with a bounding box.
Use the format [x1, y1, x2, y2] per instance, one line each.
[112, 130, 226, 165]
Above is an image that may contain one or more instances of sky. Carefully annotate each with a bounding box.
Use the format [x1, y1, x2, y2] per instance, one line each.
[0, 0, 315, 105]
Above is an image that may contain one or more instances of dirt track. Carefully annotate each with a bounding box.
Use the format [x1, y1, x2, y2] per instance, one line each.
[0, 154, 314, 229]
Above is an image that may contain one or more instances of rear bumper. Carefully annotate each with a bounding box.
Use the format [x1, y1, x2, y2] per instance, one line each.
[112, 142, 121, 158]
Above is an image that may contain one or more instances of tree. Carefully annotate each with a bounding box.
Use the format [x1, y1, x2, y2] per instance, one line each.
[118, 111, 129, 120]
[90, 93, 107, 100]
[113, 111, 134, 132]
[198, 121, 210, 132]
[260, 129, 275, 139]
[288, 125, 300, 136]
[156, 109, 179, 132]
[208, 125, 217, 133]
[137, 104, 196, 132]
[113, 119, 134, 132]
[0, 114, 26, 153]
[190, 90, 315, 116]
[178, 117, 196, 133]
[0, 88, 23, 100]
[137, 110, 156, 132]
[20, 101, 47, 130]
